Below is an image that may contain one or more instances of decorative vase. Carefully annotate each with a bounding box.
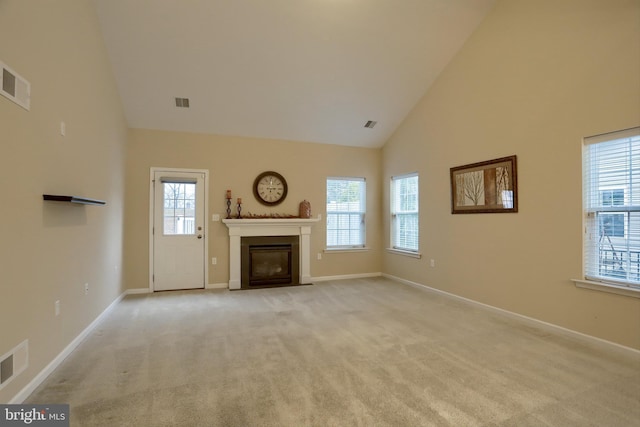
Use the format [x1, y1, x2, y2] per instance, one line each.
[299, 200, 311, 218]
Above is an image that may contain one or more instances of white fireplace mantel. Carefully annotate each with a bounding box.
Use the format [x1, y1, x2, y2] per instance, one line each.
[223, 216, 321, 289]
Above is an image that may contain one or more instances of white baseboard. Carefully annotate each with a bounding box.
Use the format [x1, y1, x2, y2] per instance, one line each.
[125, 288, 151, 295]
[126, 285, 228, 293]
[206, 283, 228, 290]
[9, 290, 129, 403]
[383, 274, 640, 356]
[312, 272, 382, 282]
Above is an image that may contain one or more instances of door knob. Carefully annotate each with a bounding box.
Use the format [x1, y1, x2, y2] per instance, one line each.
[197, 234, 203, 239]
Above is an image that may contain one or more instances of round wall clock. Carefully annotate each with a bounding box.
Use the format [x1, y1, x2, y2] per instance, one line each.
[253, 171, 288, 206]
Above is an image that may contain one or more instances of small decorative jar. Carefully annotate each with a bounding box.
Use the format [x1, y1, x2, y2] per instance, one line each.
[299, 200, 311, 218]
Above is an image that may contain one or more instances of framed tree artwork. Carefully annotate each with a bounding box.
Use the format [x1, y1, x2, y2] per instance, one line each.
[450, 155, 518, 214]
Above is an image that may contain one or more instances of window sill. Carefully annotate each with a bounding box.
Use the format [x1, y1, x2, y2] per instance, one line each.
[324, 247, 370, 253]
[571, 279, 640, 299]
[386, 248, 422, 259]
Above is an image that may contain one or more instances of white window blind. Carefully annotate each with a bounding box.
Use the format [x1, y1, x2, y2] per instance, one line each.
[392, 173, 419, 252]
[326, 178, 366, 248]
[583, 127, 640, 288]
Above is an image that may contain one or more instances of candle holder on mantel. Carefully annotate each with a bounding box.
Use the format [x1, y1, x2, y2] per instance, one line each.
[236, 199, 242, 219]
[226, 197, 232, 219]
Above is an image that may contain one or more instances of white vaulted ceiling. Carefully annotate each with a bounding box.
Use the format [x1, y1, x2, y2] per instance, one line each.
[92, 0, 495, 148]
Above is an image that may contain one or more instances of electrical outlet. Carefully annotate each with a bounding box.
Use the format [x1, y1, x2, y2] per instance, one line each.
[84, 283, 89, 295]
[55, 300, 60, 317]
[212, 214, 220, 222]
[430, 259, 435, 268]
[212, 257, 217, 265]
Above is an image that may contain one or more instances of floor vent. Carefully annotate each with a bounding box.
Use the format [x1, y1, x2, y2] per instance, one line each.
[0, 61, 30, 111]
[0, 340, 28, 391]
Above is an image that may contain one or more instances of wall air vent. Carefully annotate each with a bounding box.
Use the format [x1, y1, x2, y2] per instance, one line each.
[0, 61, 30, 111]
[364, 120, 377, 129]
[175, 97, 190, 108]
[0, 340, 28, 391]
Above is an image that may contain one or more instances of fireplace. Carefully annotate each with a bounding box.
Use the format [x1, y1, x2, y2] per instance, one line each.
[223, 216, 320, 290]
[241, 236, 299, 288]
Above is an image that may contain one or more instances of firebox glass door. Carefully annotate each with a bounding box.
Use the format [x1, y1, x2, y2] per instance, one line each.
[250, 246, 292, 286]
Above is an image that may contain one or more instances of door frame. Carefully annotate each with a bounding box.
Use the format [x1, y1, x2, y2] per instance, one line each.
[149, 167, 209, 292]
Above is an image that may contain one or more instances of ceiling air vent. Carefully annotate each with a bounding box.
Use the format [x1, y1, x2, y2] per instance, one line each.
[175, 97, 190, 108]
[0, 61, 30, 111]
[364, 120, 377, 129]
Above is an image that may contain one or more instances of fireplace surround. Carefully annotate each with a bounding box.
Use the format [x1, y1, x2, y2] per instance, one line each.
[223, 217, 320, 290]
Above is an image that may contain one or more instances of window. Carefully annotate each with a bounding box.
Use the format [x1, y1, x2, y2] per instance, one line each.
[391, 173, 419, 252]
[599, 212, 625, 238]
[326, 178, 366, 248]
[583, 127, 640, 288]
[163, 181, 196, 235]
[602, 189, 625, 207]
[598, 189, 625, 238]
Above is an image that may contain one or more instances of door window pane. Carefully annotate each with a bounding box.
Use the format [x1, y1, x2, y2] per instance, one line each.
[163, 182, 196, 235]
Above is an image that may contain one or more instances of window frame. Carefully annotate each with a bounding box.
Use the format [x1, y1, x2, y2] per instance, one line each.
[576, 127, 640, 298]
[325, 177, 367, 250]
[390, 173, 420, 255]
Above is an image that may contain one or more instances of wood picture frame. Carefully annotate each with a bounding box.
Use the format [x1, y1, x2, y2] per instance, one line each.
[450, 155, 518, 214]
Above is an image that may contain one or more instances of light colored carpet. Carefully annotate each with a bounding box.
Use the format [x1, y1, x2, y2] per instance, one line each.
[27, 277, 640, 426]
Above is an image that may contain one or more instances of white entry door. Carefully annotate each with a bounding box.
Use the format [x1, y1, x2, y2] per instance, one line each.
[152, 170, 207, 291]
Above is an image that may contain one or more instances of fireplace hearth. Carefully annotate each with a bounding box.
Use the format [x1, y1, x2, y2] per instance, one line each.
[241, 236, 299, 289]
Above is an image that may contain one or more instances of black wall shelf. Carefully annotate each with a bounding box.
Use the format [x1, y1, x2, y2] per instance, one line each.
[43, 195, 106, 206]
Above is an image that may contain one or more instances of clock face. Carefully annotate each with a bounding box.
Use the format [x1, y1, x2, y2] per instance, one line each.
[253, 171, 288, 206]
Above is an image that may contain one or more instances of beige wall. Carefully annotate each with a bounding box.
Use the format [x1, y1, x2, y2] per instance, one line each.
[0, 0, 127, 402]
[2, 0, 638, 405]
[124, 129, 382, 289]
[382, 0, 640, 349]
